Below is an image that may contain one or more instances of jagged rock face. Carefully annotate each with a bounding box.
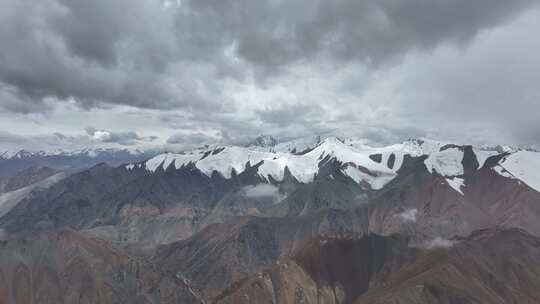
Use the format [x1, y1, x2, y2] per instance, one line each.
[292, 235, 412, 303]
[214, 229, 540, 304]
[212, 233, 415, 304]
[155, 217, 291, 301]
[157, 170, 540, 302]
[153, 207, 377, 301]
[147, 155, 540, 302]
[0, 157, 370, 253]
[0, 162, 276, 253]
[368, 153, 540, 241]
[266, 160, 371, 217]
[0, 163, 145, 233]
[0, 230, 202, 304]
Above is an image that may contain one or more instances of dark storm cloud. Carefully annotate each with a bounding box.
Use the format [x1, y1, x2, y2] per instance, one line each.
[389, 8, 540, 147]
[51, 0, 127, 66]
[0, 0, 536, 113]
[0, 0, 192, 112]
[183, 0, 536, 68]
[1, 0, 539, 149]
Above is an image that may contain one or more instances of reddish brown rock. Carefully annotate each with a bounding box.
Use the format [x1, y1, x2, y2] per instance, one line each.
[214, 229, 540, 304]
[0, 230, 202, 304]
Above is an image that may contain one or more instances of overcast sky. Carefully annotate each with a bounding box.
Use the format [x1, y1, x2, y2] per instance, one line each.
[0, 0, 539, 151]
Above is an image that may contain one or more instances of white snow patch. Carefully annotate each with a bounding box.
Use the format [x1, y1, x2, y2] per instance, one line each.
[343, 166, 396, 190]
[140, 138, 398, 189]
[473, 149, 498, 169]
[424, 148, 464, 177]
[446, 177, 465, 195]
[145, 152, 200, 172]
[495, 151, 540, 192]
[134, 137, 493, 191]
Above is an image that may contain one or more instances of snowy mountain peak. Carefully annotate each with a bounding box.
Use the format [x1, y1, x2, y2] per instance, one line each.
[138, 136, 399, 189]
[13, 149, 41, 159]
[494, 150, 540, 192]
[128, 136, 540, 193]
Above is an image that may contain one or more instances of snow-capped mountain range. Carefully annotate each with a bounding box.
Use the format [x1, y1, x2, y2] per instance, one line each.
[3, 134, 540, 304]
[2, 133, 538, 194]
[127, 136, 540, 194]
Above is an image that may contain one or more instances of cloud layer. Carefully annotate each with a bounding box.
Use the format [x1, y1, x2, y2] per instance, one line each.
[0, 0, 539, 149]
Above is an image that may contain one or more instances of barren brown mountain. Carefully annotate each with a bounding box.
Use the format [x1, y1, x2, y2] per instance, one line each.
[216, 228, 540, 304]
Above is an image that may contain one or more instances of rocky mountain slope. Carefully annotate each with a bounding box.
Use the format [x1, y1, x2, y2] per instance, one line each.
[2, 138, 539, 244]
[1, 166, 58, 193]
[355, 228, 540, 304]
[216, 228, 540, 304]
[0, 171, 68, 219]
[0, 229, 202, 304]
[213, 233, 414, 304]
[1, 136, 540, 303]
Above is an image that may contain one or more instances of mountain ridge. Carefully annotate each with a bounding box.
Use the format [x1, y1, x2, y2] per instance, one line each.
[1, 135, 540, 303]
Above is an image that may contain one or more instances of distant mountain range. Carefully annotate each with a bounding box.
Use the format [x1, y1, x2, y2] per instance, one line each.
[0, 147, 153, 178]
[1, 135, 540, 303]
[0, 147, 152, 164]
